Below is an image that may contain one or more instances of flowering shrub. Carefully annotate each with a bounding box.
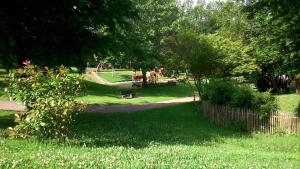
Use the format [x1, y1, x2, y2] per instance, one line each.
[5, 60, 85, 140]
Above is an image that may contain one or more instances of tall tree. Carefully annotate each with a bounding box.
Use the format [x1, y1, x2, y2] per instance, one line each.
[177, 1, 220, 34]
[165, 30, 221, 96]
[125, 0, 180, 86]
[244, 0, 300, 75]
[241, 0, 300, 92]
[0, 0, 136, 71]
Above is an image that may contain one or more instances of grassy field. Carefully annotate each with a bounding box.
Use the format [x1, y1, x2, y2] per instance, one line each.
[77, 76, 196, 104]
[276, 93, 300, 113]
[98, 70, 133, 83]
[0, 103, 299, 168]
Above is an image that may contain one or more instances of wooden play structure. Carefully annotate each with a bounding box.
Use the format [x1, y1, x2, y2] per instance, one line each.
[132, 70, 143, 87]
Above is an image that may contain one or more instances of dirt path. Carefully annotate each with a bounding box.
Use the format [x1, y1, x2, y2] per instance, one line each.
[86, 96, 199, 113]
[0, 97, 199, 113]
[0, 100, 24, 111]
[87, 71, 134, 89]
[87, 71, 110, 85]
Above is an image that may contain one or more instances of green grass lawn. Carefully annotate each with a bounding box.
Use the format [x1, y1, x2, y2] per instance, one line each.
[77, 76, 196, 104]
[276, 93, 300, 113]
[0, 103, 299, 168]
[98, 70, 133, 83]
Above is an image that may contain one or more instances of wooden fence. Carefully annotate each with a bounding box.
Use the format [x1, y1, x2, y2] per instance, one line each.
[202, 101, 300, 134]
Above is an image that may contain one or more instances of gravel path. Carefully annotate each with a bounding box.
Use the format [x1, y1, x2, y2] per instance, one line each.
[0, 96, 199, 113]
[86, 96, 199, 113]
[0, 100, 24, 111]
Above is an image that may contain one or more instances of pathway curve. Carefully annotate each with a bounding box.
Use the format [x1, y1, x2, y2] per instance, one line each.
[0, 96, 199, 113]
[86, 96, 199, 113]
[87, 71, 134, 89]
[0, 100, 24, 111]
[87, 71, 110, 85]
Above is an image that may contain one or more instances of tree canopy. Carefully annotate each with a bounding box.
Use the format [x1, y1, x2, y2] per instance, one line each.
[0, 0, 136, 70]
[0, 0, 299, 91]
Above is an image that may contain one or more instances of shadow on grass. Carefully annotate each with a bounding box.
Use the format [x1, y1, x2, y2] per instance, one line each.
[69, 103, 251, 148]
[0, 103, 251, 148]
[0, 111, 15, 130]
[83, 78, 195, 98]
[81, 79, 120, 99]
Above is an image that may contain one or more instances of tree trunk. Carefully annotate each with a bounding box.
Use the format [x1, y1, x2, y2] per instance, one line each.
[296, 78, 300, 94]
[142, 69, 148, 87]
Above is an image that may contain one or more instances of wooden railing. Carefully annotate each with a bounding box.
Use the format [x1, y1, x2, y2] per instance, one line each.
[202, 101, 300, 134]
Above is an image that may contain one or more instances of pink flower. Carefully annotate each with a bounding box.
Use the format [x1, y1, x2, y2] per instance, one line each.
[44, 66, 49, 71]
[23, 59, 31, 66]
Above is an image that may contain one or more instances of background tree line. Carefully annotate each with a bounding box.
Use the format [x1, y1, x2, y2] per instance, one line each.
[0, 0, 299, 91]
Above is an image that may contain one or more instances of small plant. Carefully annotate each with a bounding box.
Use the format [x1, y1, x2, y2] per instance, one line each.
[5, 60, 85, 141]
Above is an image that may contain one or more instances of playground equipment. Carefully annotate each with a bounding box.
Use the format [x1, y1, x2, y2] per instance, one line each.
[132, 70, 143, 87]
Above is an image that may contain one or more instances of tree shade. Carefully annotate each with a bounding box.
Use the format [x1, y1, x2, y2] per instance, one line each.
[0, 0, 136, 70]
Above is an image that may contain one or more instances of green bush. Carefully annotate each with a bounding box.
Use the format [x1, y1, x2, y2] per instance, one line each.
[202, 80, 236, 105]
[251, 92, 278, 117]
[229, 85, 254, 109]
[202, 79, 278, 117]
[5, 60, 85, 140]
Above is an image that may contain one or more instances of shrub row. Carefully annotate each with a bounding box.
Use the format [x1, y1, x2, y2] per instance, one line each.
[202, 79, 278, 117]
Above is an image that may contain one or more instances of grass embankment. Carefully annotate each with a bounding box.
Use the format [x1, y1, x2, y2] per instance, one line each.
[1, 103, 299, 168]
[276, 93, 300, 113]
[77, 76, 196, 105]
[98, 70, 133, 83]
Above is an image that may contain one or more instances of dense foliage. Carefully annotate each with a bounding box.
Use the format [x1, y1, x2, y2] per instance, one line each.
[5, 61, 84, 140]
[245, 0, 300, 75]
[165, 30, 221, 96]
[174, 0, 299, 93]
[0, 0, 136, 71]
[202, 79, 278, 117]
[123, 0, 179, 86]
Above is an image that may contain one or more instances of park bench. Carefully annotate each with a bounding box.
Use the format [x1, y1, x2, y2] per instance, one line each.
[120, 90, 135, 99]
